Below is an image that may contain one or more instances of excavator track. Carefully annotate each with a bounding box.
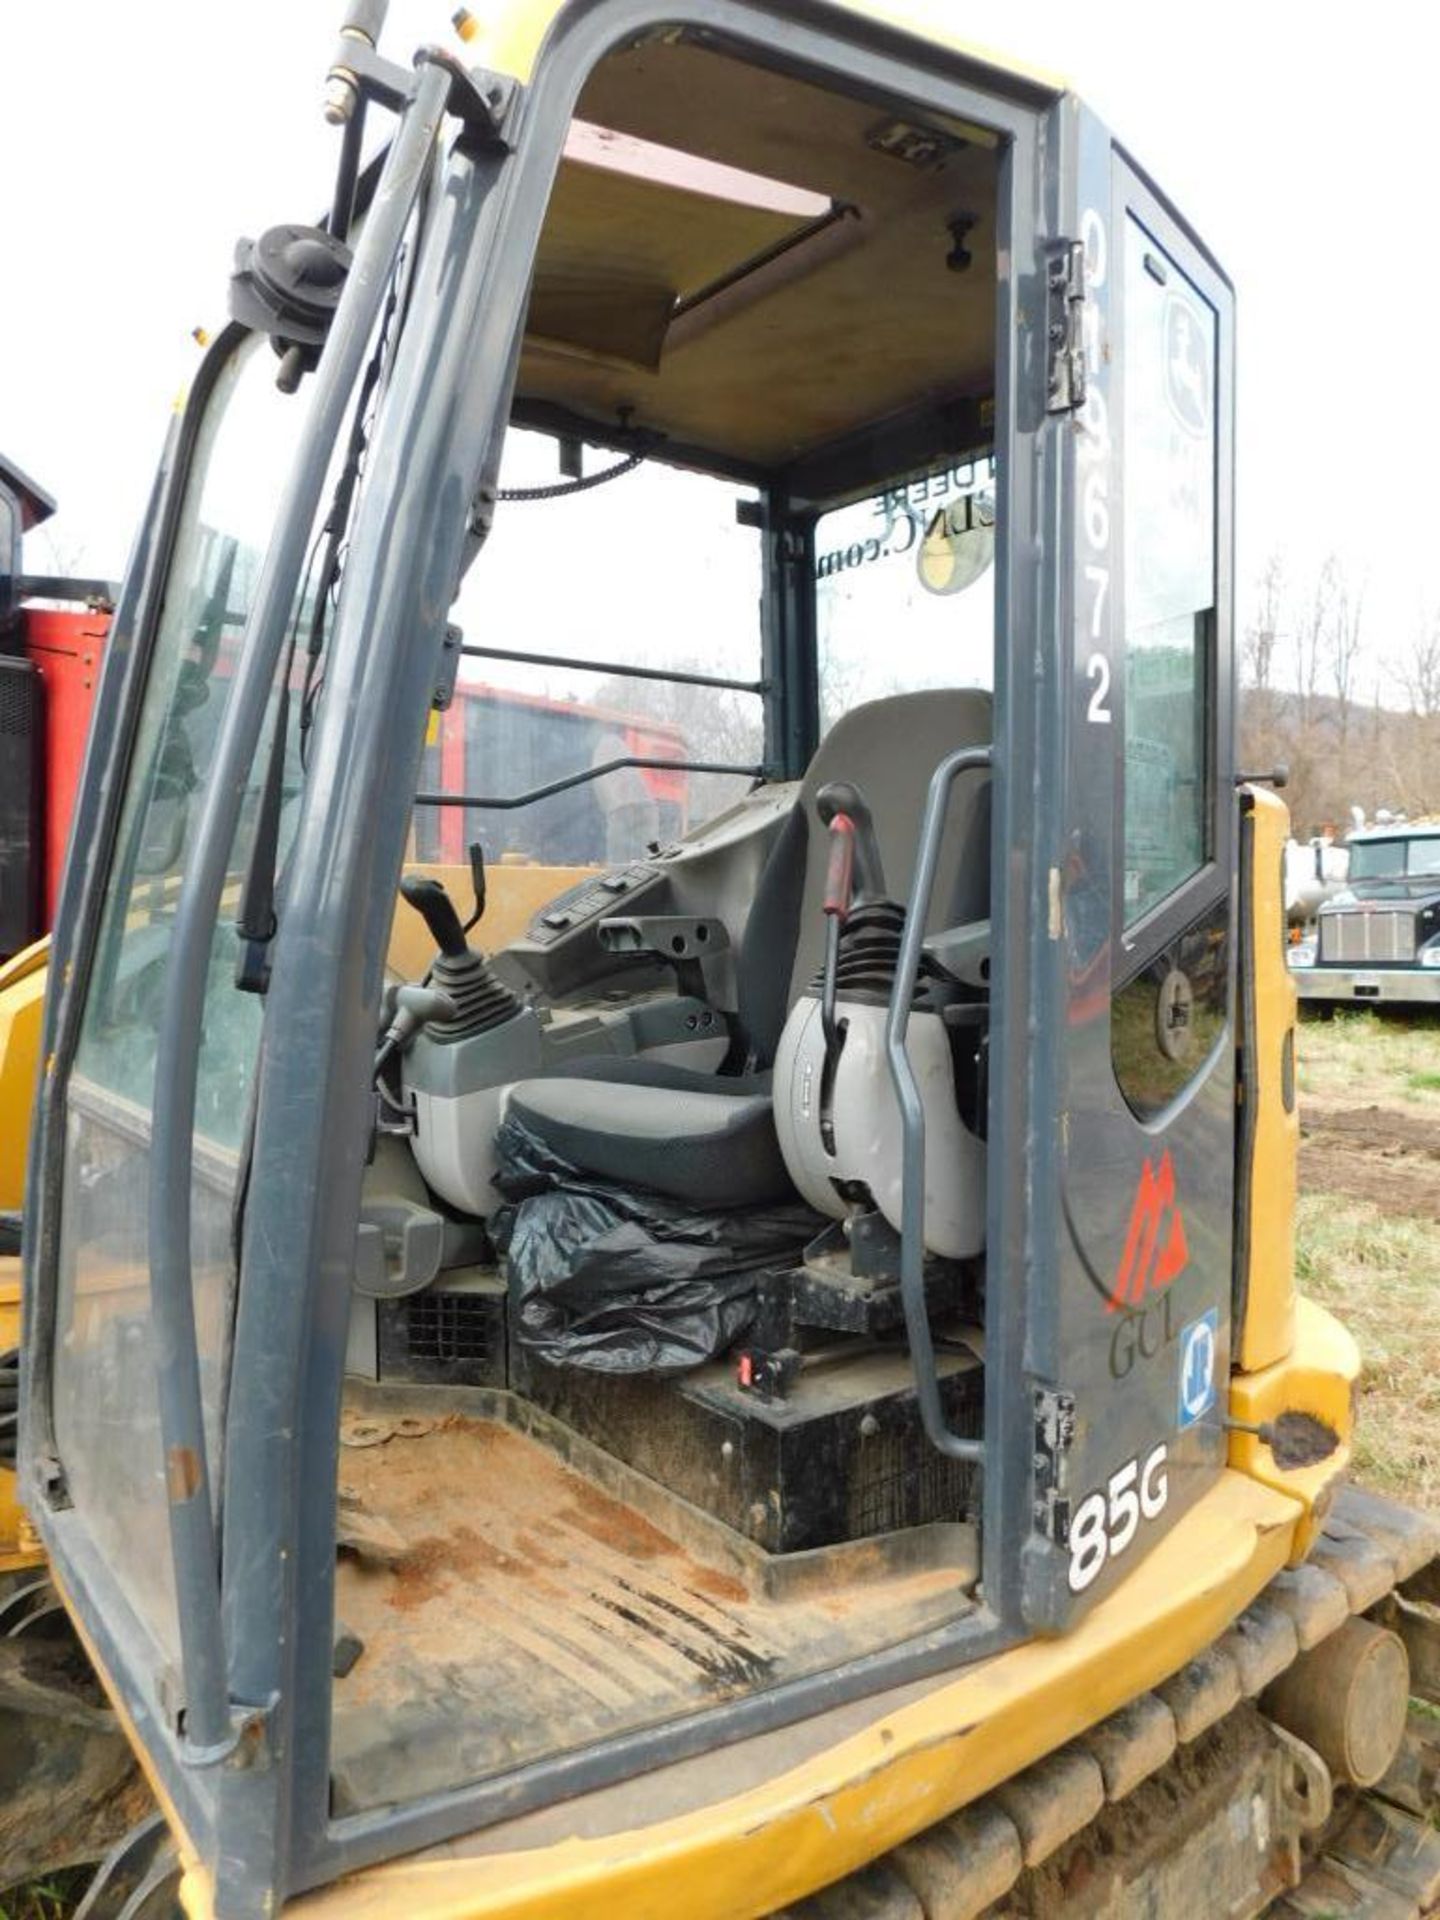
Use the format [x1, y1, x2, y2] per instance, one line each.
[776, 1485, 1440, 1920]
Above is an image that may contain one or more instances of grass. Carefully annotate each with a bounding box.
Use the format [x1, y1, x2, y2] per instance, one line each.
[1295, 1195, 1440, 1508]
[0, 1872, 92, 1920]
[1294, 1005, 1440, 1107]
[1295, 1010, 1440, 1509]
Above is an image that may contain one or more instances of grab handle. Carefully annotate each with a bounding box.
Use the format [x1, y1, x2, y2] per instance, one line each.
[883, 744, 992, 1465]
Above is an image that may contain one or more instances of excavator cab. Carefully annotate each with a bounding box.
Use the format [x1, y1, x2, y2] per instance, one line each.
[15, 6, 1392, 1917]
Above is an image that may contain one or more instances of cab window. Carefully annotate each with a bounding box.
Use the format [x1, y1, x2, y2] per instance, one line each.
[1121, 218, 1216, 926]
[428, 429, 764, 896]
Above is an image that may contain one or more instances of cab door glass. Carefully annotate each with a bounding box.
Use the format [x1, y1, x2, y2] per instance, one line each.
[51, 331, 322, 1661]
[814, 456, 995, 737]
[1122, 219, 1216, 926]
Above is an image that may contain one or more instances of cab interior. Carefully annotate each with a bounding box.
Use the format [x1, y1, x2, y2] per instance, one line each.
[331, 25, 1004, 1812]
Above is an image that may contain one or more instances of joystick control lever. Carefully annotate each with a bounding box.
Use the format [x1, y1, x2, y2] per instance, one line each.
[813, 780, 889, 1129]
[815, 781, 887, 908]
[399, 875, 469, 959]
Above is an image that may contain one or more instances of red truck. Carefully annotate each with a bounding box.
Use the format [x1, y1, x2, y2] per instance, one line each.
[0, 455, 114, 959]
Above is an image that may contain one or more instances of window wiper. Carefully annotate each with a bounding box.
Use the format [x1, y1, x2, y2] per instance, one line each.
[234, 652, 298, 992]
[234, 267, 399, 995]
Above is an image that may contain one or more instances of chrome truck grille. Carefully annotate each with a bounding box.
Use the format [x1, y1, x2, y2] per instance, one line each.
[1319, 909, 1417, 964]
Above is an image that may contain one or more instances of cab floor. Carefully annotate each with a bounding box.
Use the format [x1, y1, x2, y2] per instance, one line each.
[330, 1394, 974, 1813]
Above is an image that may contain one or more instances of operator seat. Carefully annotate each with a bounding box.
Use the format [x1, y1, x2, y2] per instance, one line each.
[503, 689, 992, 1208]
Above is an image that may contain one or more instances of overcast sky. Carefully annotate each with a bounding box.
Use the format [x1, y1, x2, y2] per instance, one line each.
[3, 2, 1431, 696]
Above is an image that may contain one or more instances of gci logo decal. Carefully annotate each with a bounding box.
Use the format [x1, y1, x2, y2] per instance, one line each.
[1177, 1309, 1218, 1429]
[1106, 1150, 1188, 1313]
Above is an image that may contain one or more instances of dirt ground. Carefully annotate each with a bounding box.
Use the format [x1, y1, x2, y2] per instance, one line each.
[1294, 1007, 1440, 1508]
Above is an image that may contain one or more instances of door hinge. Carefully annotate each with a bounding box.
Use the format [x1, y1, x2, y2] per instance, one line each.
[1045, 240, 1088, 415]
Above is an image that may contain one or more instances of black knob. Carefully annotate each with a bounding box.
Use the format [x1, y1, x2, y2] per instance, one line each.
[399, 876, 469, 959]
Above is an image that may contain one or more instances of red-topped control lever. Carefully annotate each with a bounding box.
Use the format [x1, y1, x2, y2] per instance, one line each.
[823, 812, 856, 920]
[815, 779, 888, 908]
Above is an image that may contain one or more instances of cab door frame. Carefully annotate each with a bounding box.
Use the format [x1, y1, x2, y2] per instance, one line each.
[1022, 106, 1237, 1632]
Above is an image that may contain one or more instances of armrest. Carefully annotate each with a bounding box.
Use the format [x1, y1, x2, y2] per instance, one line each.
[923, 917, 990, 990]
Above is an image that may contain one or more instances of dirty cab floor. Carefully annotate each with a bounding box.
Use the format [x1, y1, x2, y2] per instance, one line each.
[330, 1389, 977, 1812]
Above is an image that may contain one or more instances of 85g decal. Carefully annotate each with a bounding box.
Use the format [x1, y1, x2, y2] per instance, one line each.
[1067, 1442, 1169, 1593]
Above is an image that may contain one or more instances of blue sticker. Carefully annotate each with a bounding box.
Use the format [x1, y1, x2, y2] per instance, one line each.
[1177, 1309, 1218, 1429]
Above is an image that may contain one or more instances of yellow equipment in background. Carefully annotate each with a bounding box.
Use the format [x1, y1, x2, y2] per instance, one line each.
[1, 941, 46, 1575]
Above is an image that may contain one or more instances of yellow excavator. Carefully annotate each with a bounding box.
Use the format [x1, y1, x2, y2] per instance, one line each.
[4, 2, 1439, 1915]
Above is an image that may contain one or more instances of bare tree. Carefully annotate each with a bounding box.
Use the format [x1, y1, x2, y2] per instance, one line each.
[1383, 613, 1440, 817]
[1327, 570, 1366, 752]
[1292, 555, 1336, 736]
[1237, 553, 1393, 833]
[592, 661, 765, 827]
[1242, 552, 1283, 694]
[1395, 613, 1440, 720]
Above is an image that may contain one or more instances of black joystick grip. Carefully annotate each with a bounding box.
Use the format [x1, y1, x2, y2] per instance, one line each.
[399, 875, 469, 959]
[814, 780, 887, 906]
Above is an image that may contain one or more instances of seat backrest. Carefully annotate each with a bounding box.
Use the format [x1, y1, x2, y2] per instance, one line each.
[735, 688, 993, 1064]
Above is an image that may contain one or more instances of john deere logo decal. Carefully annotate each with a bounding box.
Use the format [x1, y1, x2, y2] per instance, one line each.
[1164, 295, 1210, 438]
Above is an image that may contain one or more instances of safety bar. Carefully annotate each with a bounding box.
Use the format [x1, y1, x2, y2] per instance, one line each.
[457, 640, 766, 696]
[145, 59, 451, 1759]
[883, 743, 993, 1466]
[415, 754, 762, 812]
[15, 573, 120, 606]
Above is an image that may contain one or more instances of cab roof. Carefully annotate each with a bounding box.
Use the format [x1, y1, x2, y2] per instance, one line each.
[463, 0, 1067, 102]
[507, 8, 1051, 484]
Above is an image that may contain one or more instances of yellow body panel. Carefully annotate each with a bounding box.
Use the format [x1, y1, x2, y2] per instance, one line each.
[0, 938, 49, 1213]
[174, 1473, 1298, 1920]
[1235, 787, 1300, 1372]
[0, 1256, 43, 1574]
[0, 941, 46, 1573]
[459, 0, 1065, 95]
[1228, 1295, 1359, 1562]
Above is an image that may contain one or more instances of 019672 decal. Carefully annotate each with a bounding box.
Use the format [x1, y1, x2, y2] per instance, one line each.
[1067, 1442, 1169, 1593]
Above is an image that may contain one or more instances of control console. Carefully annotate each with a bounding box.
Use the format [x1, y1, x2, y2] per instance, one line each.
[527, 862, 657, 946]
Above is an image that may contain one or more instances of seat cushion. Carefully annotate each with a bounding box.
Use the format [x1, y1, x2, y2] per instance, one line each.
[504, 1060, 791, 1209]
